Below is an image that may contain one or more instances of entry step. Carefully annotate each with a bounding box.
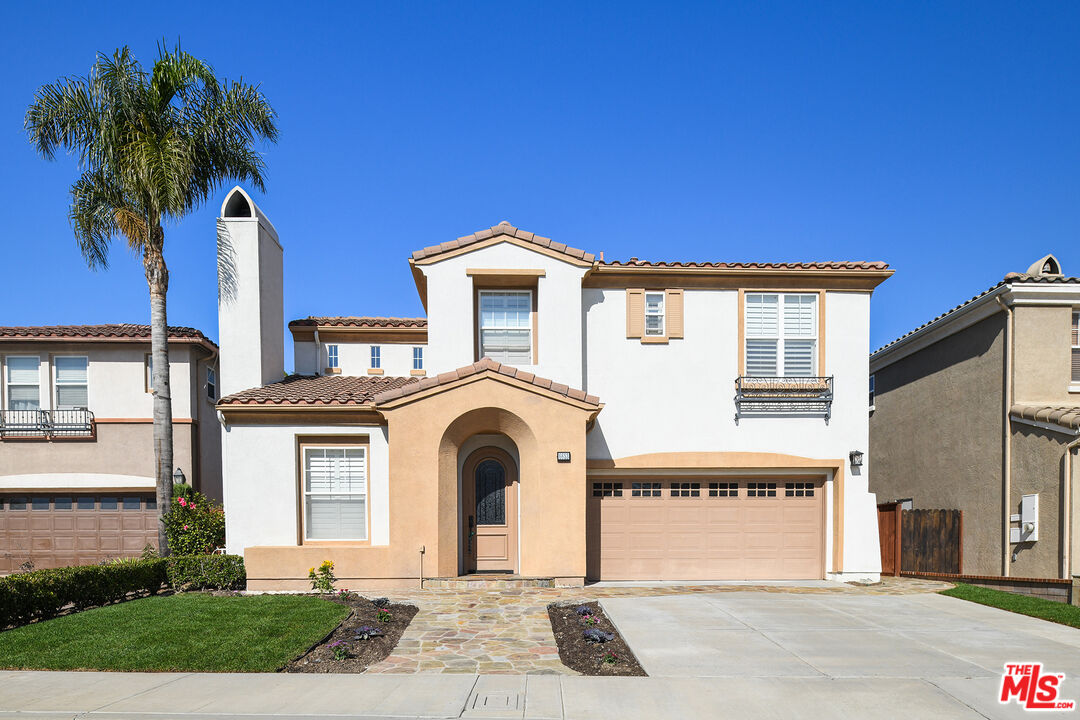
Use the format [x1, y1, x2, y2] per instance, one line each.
[423, 575, 556, 589]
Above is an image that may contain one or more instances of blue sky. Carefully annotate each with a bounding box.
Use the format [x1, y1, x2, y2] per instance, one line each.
[2, 2, 1078, 366]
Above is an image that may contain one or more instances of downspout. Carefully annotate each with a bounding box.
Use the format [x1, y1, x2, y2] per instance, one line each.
[314, 329, 321, 376]
[996, 295, 1013, 577]
[1065, 436, 1080, 579]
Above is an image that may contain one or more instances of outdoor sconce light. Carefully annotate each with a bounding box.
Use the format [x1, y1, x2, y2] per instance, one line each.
[849, 450, 864, 467]
[173, 467, 187, 485]
[556, 451, 571, 463]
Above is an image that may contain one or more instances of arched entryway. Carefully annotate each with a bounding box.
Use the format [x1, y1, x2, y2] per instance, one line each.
[461, 446, 518, 573]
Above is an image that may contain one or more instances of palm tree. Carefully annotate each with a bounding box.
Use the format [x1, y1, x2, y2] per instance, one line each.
[25, 43, 278, 554]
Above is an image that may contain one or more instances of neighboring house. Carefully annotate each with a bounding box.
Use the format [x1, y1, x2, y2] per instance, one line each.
[0, 325, 221, 573]
[870, 255, 1080, 582]
[215, 186, 892, 590]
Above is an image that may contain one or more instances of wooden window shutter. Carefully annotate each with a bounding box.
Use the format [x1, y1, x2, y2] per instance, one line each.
[666, 289, 684, 339]
[626, 288, 645, 338]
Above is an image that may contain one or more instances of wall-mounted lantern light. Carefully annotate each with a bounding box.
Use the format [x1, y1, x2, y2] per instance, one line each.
[849, 450, 864, 467]
[173, 467, 187, 485]
[556, 451, 571, 463]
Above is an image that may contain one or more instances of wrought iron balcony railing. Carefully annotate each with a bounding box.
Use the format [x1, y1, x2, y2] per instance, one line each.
[0, 409, 95, 438]
[734, 376, 834, 423]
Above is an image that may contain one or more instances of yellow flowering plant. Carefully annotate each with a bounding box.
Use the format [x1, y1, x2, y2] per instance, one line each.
[308, 560, 336, 593]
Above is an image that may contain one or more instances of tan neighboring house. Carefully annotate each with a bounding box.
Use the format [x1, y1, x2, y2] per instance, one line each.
[0, 325, 221, 573]
[870, 254, 1080, 585]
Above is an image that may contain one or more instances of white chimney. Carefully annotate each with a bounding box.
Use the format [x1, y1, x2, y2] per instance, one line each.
[217, 186, 284, 397]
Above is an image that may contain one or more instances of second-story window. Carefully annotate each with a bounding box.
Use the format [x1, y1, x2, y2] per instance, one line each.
[479, 290, 532, 364]
[413, 346, 424, 371]
[645, 292, 665, 336]
[745, 293, 818, 377]
[5, 356, 40, 410]
[54, 356, 88, 409]
[327, 344, 339, 369]
[869, 374, 876, 410]
[1072, 311, 1080, 383]
[207, 367, 217, 401]
[370, 346, 381, 369]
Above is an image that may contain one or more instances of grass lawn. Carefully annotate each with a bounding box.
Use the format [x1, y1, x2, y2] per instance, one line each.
[941, 583, 1080, 630]
[0, 593, 349, 672]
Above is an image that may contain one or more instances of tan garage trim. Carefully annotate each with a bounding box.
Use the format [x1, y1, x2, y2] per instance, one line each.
[587, 451, 845, 573]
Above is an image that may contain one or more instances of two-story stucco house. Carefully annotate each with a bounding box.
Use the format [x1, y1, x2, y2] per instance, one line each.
[0, 324, 221, 573]
[870, 255, 1080, 584]
[215, 187, 893, 590]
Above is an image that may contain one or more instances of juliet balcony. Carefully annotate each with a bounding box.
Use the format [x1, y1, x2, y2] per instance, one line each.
[734, 376, 834, 423]
[0, 409, 96, 439]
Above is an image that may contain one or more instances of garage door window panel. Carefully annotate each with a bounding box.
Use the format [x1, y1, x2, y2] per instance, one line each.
[670, 482, 700, 497]
[631, 482, 661, 497]
[709, 482, 738, 497]
[747, 482, 777, 498]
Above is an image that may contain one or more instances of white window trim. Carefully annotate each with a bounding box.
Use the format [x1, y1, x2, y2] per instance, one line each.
[302, 445, 369, 542]
[478, 289, 533, 364]
[744, 293, 819, 377]
[53, 355, 89, 410]
[412, 346, 424, 370]
[370, 346, 381, 369]
[644, 291, 665, 337]
[327, 344, 339, 369]
[5, 355, 42, 411]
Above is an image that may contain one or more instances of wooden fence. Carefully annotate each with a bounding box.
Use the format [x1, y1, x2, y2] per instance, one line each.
[877, 505, 962, 576]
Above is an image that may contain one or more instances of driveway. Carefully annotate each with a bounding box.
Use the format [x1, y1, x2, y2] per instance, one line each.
[599, 590, 1080, 719]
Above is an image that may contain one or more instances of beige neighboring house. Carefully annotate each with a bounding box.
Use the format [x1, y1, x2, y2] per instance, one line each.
[870, 254, 1080, 583]
[0, 325, 221, 573]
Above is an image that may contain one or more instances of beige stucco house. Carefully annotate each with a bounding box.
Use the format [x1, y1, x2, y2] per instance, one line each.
[0, 325, 221, 573]
[870, 255, 1080, 583]
[216, 187, 893, 590]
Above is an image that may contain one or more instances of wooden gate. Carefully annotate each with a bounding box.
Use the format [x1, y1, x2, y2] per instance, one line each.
[901, 509, 962, 574]
[876, 503, 902, 576]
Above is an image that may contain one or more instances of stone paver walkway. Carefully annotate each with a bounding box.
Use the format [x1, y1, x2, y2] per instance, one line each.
[364, 577, 951, 674]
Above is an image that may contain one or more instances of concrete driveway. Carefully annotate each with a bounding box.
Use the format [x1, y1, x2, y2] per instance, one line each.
[599, 590, 1080, 719]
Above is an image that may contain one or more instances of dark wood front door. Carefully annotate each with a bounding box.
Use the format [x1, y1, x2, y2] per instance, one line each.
[462, 448, 517, 573]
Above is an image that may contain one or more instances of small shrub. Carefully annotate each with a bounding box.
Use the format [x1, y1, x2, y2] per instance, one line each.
[328, 640, 349, 661]
[353, 625, 384, 640]
[601, 651, 619, 665]
[165, 555, 246, 591]
[371, 596, 390, 608]
[162, 486, 226, 556]
[308, 560, 336, 594]
[0, 559, 166, 628]
[336, 588, 354, 601]
[376, 608, 392, 623]
[583, 628, 615, 643]
[581, 614, 599, 626]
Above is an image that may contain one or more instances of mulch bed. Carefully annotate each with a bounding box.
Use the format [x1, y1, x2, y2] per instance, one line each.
[547, 601, 646, 676]
[284, 594, 417, 673]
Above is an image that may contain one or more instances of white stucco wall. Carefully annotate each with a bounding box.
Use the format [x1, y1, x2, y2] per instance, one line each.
[222, 423, 390, 554]
[420, 242, 588, 388]
[583, 287, 879, 578]
[293, 340, 424, 377]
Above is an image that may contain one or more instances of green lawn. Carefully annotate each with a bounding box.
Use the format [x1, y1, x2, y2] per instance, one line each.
[940, 583, 1080, 630]
[0, 593, 349, 672]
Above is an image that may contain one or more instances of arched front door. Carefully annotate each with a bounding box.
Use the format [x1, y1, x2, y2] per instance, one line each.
[462, 448, 518, 573]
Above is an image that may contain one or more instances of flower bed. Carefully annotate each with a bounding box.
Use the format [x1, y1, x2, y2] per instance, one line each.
[285, 592, 418, 673]
[547, 601, 645, 676]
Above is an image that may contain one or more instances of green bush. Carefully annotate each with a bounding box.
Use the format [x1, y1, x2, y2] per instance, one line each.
[165, 555, 246, 591]
[0, 559, 166, 628]
[162, 486, 226, 556]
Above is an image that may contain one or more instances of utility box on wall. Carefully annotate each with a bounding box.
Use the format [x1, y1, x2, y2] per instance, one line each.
[1010, 494, 1039, 544]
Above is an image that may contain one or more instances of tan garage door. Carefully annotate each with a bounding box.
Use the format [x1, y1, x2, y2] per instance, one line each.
[0, 494, 159, 574]
[586, 479, 824, 581]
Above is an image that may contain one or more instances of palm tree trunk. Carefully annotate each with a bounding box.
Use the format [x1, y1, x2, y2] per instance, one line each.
[145, 226, 173, 556]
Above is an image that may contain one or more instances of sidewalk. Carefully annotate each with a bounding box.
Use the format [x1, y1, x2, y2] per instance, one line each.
[0, 669, 1012, 719]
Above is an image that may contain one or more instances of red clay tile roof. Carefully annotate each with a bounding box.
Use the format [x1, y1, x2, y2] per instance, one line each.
[411, 221, 596, 264]
[219, 374, 419, 406]
[1011, 404, 1080, 431]
[372, 357, 600, 406]
[873, 274, 1080, 356]
[600, 259, 891, 271]
[288, 317, 427, 329]
[0, 324, 215, 346]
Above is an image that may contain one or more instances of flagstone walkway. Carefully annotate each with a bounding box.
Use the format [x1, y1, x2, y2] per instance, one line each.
[362, 576, 951, 675]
